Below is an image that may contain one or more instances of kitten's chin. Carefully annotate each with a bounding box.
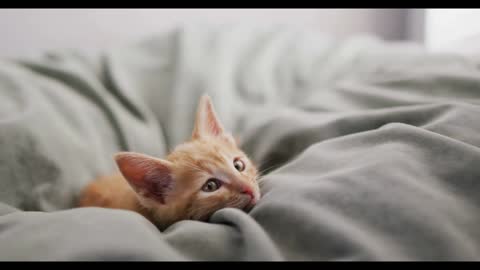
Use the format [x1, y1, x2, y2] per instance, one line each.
[242, 197, 258, 212]
[243, 202, 257, 212]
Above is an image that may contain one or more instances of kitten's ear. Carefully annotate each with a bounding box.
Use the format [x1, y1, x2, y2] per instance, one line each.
[192, 94, 226, 139]
[114, 152, 174, 204]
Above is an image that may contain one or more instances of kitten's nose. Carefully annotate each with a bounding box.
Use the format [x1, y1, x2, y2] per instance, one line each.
[241, 187, 255, 202]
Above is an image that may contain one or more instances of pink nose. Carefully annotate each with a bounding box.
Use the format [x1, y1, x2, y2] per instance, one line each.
[241, 187, 255, 202]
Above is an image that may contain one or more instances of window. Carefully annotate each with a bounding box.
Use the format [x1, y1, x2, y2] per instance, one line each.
[424, 9, 480, 52]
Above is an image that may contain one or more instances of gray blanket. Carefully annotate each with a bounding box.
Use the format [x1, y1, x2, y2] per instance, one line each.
[1, 25, 480, 261]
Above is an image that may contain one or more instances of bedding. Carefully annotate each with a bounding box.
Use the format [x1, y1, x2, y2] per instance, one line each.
[0, 25, 480, 260]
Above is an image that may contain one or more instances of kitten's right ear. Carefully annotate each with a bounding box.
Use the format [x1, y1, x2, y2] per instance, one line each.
[192, 94, 225, 139]
[114, 152, 174, 204]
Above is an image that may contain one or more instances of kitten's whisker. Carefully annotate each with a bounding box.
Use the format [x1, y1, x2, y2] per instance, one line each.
[253, 175, 265, 185]
[258, 164, 280, 176]
[256, 155, 283, 168]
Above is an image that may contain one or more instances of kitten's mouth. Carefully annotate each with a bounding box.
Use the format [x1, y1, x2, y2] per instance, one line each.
[242, 196, 258, 212]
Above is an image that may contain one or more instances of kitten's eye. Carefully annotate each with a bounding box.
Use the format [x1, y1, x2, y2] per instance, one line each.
[202, 178, 222, 192]
[233, 158, 245, 172]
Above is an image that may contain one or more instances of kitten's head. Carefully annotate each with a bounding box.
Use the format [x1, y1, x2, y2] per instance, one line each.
[114, 95, 260, 228]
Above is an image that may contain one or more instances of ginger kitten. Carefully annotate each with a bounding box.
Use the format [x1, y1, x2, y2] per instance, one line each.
[78, 95, 261, 229]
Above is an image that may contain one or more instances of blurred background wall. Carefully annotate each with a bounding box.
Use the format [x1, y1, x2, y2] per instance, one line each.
[0, 9, 479, 58]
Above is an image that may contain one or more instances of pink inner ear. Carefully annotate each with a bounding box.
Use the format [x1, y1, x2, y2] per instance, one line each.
[141, 169, 173, 204]
[204, 97, 224, 136]
[207, 106, 222, 136]
[193, 95, 226, 139]
[115, 153, 173, 204]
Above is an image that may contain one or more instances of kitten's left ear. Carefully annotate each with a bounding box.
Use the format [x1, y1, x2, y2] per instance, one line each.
[114, 152, 174, 204]
[192, 94, 235, 144]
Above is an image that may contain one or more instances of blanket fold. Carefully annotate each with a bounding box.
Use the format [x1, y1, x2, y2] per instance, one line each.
[0, 25, 479, 260]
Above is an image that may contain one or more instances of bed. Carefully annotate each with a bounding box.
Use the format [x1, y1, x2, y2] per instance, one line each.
[0, 25, 479, 261]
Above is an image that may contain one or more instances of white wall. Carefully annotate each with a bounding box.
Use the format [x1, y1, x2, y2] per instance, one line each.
[0, 9, 408, 58]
